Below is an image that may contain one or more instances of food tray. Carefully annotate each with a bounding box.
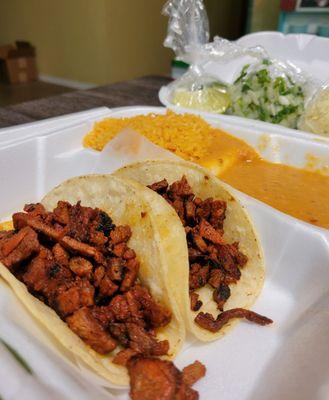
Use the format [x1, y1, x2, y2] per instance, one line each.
[0, 106, 328, 400]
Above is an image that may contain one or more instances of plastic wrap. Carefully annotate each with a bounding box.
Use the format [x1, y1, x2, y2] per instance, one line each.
[164, 32, 315, 127]
[163, 1, 230, 114]
[227, 57, 308, 129]
[163, 0, 318, 127]
[299, 82, 329, 136]
[162, 4, 318, 128]
[167, 65, 230, 114]
[162, 0, 209, 63]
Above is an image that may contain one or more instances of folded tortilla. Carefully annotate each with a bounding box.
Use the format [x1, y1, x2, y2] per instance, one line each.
[0, 174, 185, 386]
[114, 160, 265, 342]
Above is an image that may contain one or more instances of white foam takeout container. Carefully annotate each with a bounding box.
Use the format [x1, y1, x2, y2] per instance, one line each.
[159, 32, 329, 142]
[0, 106, 328, 400]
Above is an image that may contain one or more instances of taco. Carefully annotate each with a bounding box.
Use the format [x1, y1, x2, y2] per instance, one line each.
[0, 175, 185, 386]
[114, 160, 272, 342]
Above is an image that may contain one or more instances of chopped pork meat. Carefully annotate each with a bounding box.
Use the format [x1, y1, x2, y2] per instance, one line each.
[149, 176, 272, 333]
[67, 307, 117, 354]
[0, 201, 172, 358]
[128, 357, 205, 400]
[182, 360, 206, 386]
[0, 226, 39, 269]
[195, 308, 273, 333]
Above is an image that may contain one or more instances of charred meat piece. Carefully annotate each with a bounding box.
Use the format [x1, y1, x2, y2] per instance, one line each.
[109, 294, 131, 321]
[109, 321, 169, 357]
[22, 247, 55, 293]
[23, 203, 46, 217]
[208, 269, 224, 289]
[120, 258, 139, 292]
[128, 357, 203, 400]
[53, 201, 71, 225]
[60, 236, 105, 264]
[52, 243, 69, 267]
[95, 210, 114, 236]
[172, 198, 185, 223]
[98, 275, 119, 298]
[89, 228, 107, 247]
[91, 305, 114, 327]
[126, 323, 169, 356]
[192, 234, 208, 253]
[216, 244, 242, 282]
[14, 214, 62, 241]
[230, 242, 248, 267]
[195, 198, 213, 221]
[108, 257, 124, 281]
[0, 230, 14, 241]
[110, 225, 132, 245]
[198, 219, 224, 245]
[129, 285, 172, 328]
[93, 266, 105, 287]
[108, 322, 130, 347]
[185, 199, 196, 223]
[124, 290, 144, 324]
[128, 357, 179, 400]
[195, 308, 273, 333]
[112, 348, 139, 366]
[189, 264, 209, 291]
[190, 292, 202, 312]
[55, 278, 94, 317]
[23, 247, 72, 302]
[182, 360, 206, 387]
[112, 244, 136, 260]
[188, 247, 203, 263]
[147, 179, 169, 194]
[112, 242, 127, 258]
[0, 227, 40, 269]
[67, 307, 117, 354]
[12, 212, 31, 230]
[213, 283, 231, 311]
[168, 176, 193, 198]
[68, 256, 93, 278]
[123, 248, 136, 260]
[208, 200, 226, 229]
[65, 201, 97, 242]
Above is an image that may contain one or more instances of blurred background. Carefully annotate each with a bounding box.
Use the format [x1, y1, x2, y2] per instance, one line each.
[0, 0, 328, 105]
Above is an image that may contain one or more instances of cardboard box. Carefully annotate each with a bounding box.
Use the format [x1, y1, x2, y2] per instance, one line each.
[0, 41, 38, 84]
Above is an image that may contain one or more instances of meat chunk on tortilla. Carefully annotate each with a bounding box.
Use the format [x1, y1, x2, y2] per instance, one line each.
[195, 308, 273, 333]
[128, 357, 204, 400]
[67, 307, 117, 354]
[0, 227, 39, 269]
[182, 360, 206, 386]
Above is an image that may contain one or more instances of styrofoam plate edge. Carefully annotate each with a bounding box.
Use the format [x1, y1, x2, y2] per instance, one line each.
[0, 107, 112, 147]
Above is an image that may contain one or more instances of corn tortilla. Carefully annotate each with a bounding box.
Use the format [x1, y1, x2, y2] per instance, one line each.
[114, 160, 265, 342]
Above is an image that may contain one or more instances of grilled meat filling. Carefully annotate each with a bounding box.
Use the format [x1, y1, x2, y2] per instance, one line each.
[0, 201, 171, 357]
[148, 176, 272, 332]
[128, 357, 205, 400]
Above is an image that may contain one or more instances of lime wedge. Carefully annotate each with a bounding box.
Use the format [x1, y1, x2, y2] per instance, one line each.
[172, 86, 230, 114]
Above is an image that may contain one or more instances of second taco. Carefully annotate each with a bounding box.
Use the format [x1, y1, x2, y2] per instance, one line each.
[114, 160, 272, 342]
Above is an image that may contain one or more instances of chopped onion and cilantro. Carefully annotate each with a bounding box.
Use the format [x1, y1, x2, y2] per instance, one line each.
[227, 60, 305, 129]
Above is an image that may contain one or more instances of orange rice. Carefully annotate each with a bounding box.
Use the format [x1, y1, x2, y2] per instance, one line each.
[83, 111, 215, 161]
